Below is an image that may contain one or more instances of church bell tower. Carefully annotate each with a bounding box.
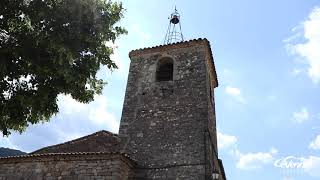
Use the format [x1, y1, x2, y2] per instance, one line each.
[119, 8, 226, 180]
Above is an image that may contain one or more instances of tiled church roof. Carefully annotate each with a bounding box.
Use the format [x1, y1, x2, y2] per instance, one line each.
[0, 151, 129, 160]
[31, 130, 120, 154]
[0, 130, 136, 165]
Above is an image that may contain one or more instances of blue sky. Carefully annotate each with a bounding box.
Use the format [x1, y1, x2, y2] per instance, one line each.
[1, 0, 320, 179]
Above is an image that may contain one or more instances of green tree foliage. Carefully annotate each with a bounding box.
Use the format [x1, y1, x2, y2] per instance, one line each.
[0, 0, 127, 135]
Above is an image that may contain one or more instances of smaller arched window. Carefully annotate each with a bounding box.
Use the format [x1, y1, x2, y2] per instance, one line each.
[156, 57, 173, 82]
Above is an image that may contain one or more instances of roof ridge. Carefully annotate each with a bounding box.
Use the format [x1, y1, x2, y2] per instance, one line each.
[31, 130, 118, 154]
[0, 151, 131, 160]
[129, 38, 209, 57]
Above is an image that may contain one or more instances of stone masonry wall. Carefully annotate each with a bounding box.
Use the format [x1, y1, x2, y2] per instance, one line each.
[119, 40, 217, 179]
[0, 153, 134, 180]
[134, 164, 206, 179]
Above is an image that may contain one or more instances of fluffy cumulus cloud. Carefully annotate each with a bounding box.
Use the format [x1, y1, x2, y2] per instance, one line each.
[58, 94, 120, 134]
[217, 130, 279, 171]
[292, 107, 309, 123]
[131, 23, 151, 41]
[225, 86, 246, 104]
[0, 138, 18, 150]
[283, 176, 294, 180]
[58, 95, 87, 114]
[285, 7, 320, 83]
[88, 95, 120, 133]
[236, 147, 278, 170]
[217, 130, 237, 150]
[99, 42, 129, 82]
[0, 94, 120, 152]
[302, 156, 320, 177]
[309, 135, 320, 150]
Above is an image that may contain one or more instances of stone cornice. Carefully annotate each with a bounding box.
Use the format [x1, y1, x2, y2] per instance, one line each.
[0, 151, 136, 167]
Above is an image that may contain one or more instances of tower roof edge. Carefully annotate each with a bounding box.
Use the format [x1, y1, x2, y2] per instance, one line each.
[128, 38, 219, 87]
[129, 38, 208, 57]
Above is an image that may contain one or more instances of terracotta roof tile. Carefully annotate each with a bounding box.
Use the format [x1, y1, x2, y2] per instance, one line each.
[31, 130, 120, 154]
[129, 38, 209, 57]
[0, 151, 128, 159]
[0, 151, 137, 166]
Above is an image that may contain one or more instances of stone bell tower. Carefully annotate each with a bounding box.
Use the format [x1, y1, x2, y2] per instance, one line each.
[118, 38, 226, 179]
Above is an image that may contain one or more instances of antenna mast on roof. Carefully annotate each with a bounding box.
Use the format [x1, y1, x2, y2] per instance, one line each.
[163, 6, 184, 44]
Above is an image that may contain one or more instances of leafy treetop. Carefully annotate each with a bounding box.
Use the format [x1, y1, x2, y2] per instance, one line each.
[0, 0, 127, 135]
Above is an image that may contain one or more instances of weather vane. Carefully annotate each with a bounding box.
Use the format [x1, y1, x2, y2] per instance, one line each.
[163, 6, 184, 44]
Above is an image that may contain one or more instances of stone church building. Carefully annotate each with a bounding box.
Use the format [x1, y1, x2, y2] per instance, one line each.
[0, 39, 227, 179]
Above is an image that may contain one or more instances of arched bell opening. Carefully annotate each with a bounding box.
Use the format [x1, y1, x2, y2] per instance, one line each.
[156, 57, 174, 82]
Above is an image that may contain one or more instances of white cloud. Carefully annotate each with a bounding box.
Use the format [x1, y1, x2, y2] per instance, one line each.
[58, 94, 119, 133]
[102, 41, 129, 79]
[111, 48, 126, 73]
[270, 147, 278, 154]
[218, 131, 279, 171]
[237, 152, 273, 170]
[0, 93, 121, 152]
[302, 156, 320, 177]
[236, 148, 278, 170]
[225, 86, 241, 96]
[286, 7, 320, 83]
[56, 130, 83, 143]
[217, 130, 237, 150]
[312, 126, 320, 130]
[217, 129, 278, 171]
[309, 135, 320, 150]
[0, 138, 19, 150]
[131, 23, 151, 41]
[225, 86, 246, 104]
[292, 107, 309, 123]
[89, 109, 119, 133]
[58, 95, 87, 114]
[88, 95, 119, 133]
[291, 68, 304, 76]
[283, 176, 294, 180]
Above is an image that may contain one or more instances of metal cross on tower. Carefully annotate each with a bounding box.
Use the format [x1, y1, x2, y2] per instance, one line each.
[163, 7, 184, 44]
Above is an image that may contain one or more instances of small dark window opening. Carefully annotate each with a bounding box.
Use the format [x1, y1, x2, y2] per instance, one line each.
[156, 58, 173, 82]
